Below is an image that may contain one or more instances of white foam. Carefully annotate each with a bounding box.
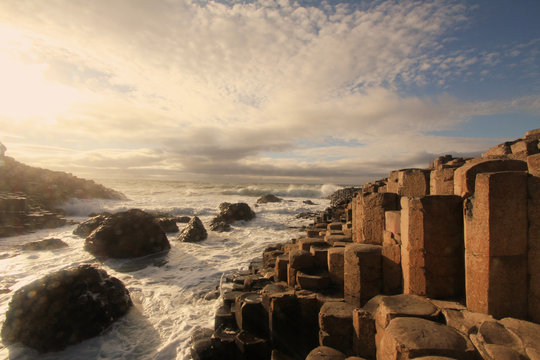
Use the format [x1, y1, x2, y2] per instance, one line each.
[0, 180, 329, 360]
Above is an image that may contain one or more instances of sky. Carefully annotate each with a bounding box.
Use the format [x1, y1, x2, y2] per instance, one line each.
[0, 0, 539, 185]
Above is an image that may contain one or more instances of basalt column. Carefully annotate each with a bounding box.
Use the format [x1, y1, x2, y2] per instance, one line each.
[464, 171, 528, 319]
[401, 195, 464, 298]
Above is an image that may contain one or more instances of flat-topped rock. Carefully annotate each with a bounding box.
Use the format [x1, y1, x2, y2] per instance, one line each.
[306, 346, 347, 360]
[453, 158, 527, 197]
[378, 317, 476, 359]
[374, 294, 439, 328]
[442, 308, 494, 335]
[500, 318, 540, 358]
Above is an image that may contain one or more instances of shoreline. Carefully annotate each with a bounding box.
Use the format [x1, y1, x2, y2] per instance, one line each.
[192, 128, 540, 360]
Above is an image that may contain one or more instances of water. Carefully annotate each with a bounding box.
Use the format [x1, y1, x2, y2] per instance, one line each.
[0, 180, 337, 360]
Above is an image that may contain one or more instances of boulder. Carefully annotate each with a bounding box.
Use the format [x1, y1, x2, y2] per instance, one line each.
[178, 216, 208, 242]
[210, 203, 255, 232]
[257, 194, 282, 204]
[1, 265, 132, 353]
[73, 214, 110, 237]
[306, 346, 347, 360]
[20, 238, 68, 251]
[469, 320, 527, 359]
[190, 328, 215, 360]
[155, 217, 179, 233]
[84, 209, 170, 258]
[378, 317, 476, 359]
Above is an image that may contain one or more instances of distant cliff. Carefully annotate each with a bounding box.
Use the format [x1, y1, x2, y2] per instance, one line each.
[0, 156, 125, 210]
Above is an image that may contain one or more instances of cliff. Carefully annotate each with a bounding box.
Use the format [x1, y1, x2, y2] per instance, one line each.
[0, 156, 126, 237]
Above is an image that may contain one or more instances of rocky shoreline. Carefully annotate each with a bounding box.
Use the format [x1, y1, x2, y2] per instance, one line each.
[192, 129, 540, 360]
[0, 156, 126, 237]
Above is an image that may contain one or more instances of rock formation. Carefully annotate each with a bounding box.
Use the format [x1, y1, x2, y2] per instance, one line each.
[1, 265, 132, 353]
[84, 209, 170, 258]
[19, 238, 68, 251]
[257, 194, 282, 204]
[192, 129, 540, 360]
[209, 202, 256, 232]
[177, 216, 208, 242]
[0, 156, 125, 237]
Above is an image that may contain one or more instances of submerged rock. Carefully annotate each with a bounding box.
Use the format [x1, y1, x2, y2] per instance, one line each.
[20, 238, 68, 251]
[84, 209, 170, 258]
[210, 203, 255, 232]
[177, 216, 208, 242]
[1, 265, 132, 353]
[256, 194, 282, 204]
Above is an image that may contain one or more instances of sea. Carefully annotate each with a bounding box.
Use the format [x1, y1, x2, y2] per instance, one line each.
[0, 180, 340, 360]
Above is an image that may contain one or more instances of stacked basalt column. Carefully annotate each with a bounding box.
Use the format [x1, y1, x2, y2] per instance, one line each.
[458, 159, 529, 319]
[529, 153, 540, 322]
[430, 155, 466, 195]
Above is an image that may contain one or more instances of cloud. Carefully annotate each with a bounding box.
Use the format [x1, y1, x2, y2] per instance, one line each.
[0, 0, 538, 184]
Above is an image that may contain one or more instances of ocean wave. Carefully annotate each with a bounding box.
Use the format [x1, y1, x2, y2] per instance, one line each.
[221, 183, 343, 199]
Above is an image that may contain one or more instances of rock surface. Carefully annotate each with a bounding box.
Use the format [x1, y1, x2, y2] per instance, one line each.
[0, 156, 125, 237]
[328, 187, 361, 207]
[1, 265, 132, 353]
[177, 216, 208, 242]
[257, 194, 282, 204]
[20, 238, 68, 251]
[0, 156, 125, 209]
[210, 202, 256, 232]
[84, 209, 170, 258]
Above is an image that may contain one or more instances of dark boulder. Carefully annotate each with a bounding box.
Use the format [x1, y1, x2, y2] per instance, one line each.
[85, 209, 170, 258]
[256, 194, 282, 204]
[178, 216, 208, 242]
[209, 220, 232, 232]
[1, 265, 132, 353]
[20, 238, 68, 251]
[78, 212, 183, 236]
[73, 214, 109, 237]
[303, 200, 317, 205]
[209, 203, 255, 232]
[155, 217, 179, 233]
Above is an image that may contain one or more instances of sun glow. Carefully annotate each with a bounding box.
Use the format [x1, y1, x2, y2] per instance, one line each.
[0, 27, 84, 120]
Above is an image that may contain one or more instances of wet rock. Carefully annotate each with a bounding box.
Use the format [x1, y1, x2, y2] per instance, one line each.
[296, 211, 319, 219]
[257, 194, 282, 204]
[191, 328, 215, 360]
[84, 209, 170, 258]
[328, 187, 361, 207]
[155, 217, 179, 233]
[303, 200, 317, 205]
[1, 265, 132, 353]
[210, 203, 255, 232]
[178, 216, 208, 242]
[73, 214, 110, 237]
[306, 346, 347, 360]
[20, 238, 68, 251]
[378, 317, 476, 359]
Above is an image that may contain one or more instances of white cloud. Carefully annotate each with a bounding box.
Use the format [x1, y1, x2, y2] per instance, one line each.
[0, 0, 538, 184]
